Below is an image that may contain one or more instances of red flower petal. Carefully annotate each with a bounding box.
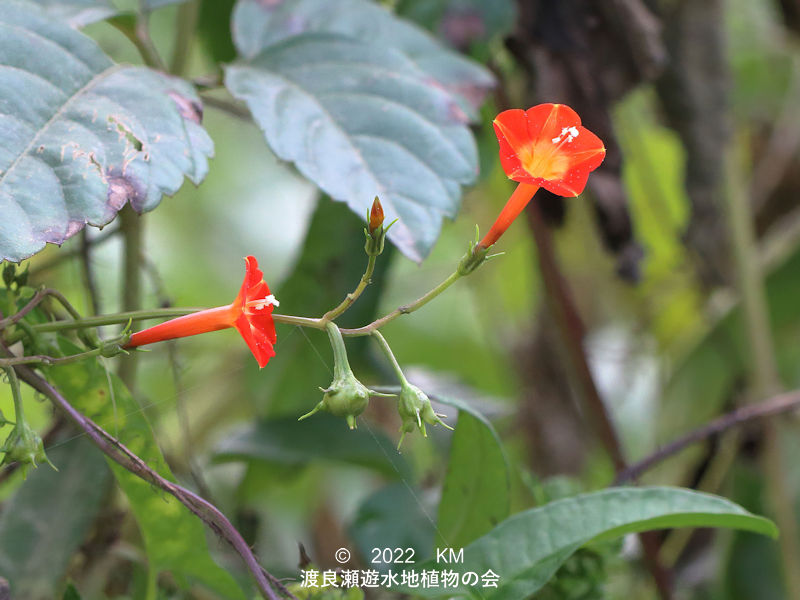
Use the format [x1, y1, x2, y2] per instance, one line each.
[234, 256, 277, 368]
[234, 313, 276, 369]
[493, 103, 605, 197]
[128, 255, 277, 369]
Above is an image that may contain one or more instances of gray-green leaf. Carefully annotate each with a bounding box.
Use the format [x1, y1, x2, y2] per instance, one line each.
[23, 0, 116, 27]
[0, 1, 212, 263]
[227, 0, 491, 262]
[232, 0, 494, 116]
[413, 487, 777, 599]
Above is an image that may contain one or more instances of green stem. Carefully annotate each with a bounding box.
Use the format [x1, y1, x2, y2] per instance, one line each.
[10, 310, 322, 342]
[170, 0, 199, 76]
[325, 322, 350, 380]
[322, 255, 377, 323]
[118, 206, 143, 387]
[113, 15, 167, 71]
[0, 342, 125, 368]
[25, 308, 198, 333]
[340, 270, 462, 337]
[2, 366, 24, 425]
[371, 330, 409, 386]
[723, 143, 800, 600]
[274, 314, 325, 329]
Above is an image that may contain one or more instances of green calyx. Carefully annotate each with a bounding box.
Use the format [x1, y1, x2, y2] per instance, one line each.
[396, 383, 452, 448]
[458, 237, 488, 276]
[1, 421, 56, 478]
[363, 201, 397, 258]
[300, 374, 372, 430]
[457, 226, 504, 276]
[99, 332, 131, 358]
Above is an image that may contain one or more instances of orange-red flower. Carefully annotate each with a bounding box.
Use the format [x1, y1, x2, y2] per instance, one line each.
[479, 103, 606, 249]
[127, 256, 277, 368]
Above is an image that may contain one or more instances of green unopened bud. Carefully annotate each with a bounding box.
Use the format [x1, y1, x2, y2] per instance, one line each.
[1, 421, 57, 478]
[15, 265, 29, 288]
[2, 263, 15, 289]
[396, 384, 452, 448]
[299, 371, 371, 429]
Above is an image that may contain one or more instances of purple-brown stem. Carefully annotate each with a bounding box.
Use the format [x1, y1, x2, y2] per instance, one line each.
[9, 362, 292, 600]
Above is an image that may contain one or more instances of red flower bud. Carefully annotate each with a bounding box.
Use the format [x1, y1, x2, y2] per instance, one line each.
[369, 196, 384, 234]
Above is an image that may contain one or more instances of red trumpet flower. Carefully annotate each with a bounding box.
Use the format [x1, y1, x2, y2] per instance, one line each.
[479, 104, 606, 249]
[127, 256, 277, 368]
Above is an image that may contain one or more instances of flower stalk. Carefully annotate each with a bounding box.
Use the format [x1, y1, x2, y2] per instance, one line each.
[299, 323, 390, 429]
[371, 330, 451, 447]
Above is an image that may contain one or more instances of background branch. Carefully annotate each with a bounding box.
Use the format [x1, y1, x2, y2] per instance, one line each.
[615, 389, 800, 484]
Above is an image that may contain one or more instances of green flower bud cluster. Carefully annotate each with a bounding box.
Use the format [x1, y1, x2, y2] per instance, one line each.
[396, 383, 452, 448]
[299, 323, 391, 429]
[300, 369, 372, 430]
[1, 420, 56, 478]
[2, 263, 28, 289]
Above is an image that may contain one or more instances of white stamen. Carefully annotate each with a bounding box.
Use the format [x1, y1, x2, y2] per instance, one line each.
[249, 294, 280, 311]
[552, 126, 581, 144]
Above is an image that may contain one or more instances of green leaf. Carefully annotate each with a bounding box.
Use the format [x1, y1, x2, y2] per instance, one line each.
[348, 482, 436, 572]
[412, 487, 777, 599]
[436, 407, 509, 549]
[227, 0, 491, 262]
[0, 436, 111, 600]
[214, 414, 411, 480]
[198, 0, 237, 63]
[0, 1, 212, 263]
[47, 347, 245, 599]
[23, 0, 116, 27]
[62, 582, 82, 600]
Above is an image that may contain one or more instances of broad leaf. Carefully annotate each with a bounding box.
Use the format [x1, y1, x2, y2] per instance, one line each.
[227, 0, 491, 262]
[47, 344, 245, 599]
[232, 0, 494, 115]
[0, 2, 212, 263]
[24, 0, 116, 27]
[436, 403, 509, 549]
[412, 487, 777, 599]
[0, 436, 111, 600]
[396, 0, 516, 47]
[214, 414, 411, 480]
